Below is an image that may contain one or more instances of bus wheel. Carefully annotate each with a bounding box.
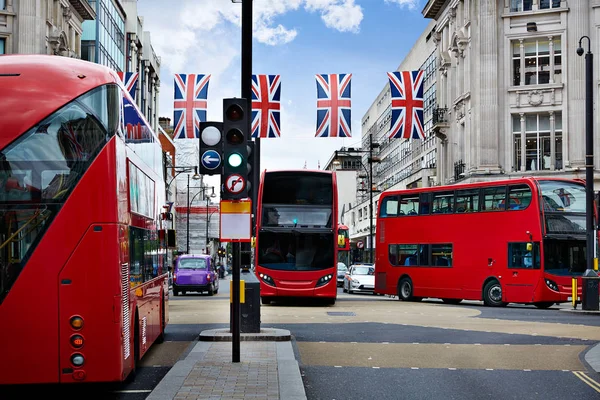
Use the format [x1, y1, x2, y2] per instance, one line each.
[483, 280, 506, 307]
[442, 299, 463, 305]
[261, 297, 271, 305]
[398, 278, 415, 301]
[534, 302, 554, 309]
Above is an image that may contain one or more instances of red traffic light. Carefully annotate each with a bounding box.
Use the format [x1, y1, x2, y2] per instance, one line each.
[225, 104, 244, 121]
[226, 129, 244, 145]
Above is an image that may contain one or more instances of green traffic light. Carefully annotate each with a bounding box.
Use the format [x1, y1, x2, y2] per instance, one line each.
[228, 153, 243, 168]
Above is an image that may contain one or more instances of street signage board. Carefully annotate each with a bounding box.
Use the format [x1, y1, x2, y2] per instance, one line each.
[201, 150, 221, 170]
[225, 174, 246, 194]
[357, 241, 364, 249]
[220, 199, 251, 242]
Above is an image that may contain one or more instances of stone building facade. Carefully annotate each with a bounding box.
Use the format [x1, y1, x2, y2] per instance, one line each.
[0, 0, 95, 57]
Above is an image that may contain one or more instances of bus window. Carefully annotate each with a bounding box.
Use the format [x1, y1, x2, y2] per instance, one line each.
[431, 244, 453, 266]
[455, 189, 479, 213]
[397, 244, 418, 266]
[506, 184, 532, 210]
[389, 244, 398, 265]
[380, 196, 399, 217]
[482, 186, 506, 211]
[432, 192, 454, 214]
[508, 242, 540, 269]
[399, 195, 420, 216]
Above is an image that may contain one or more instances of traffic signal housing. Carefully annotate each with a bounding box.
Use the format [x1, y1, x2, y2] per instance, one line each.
[222, 98, 249, 200]
[199, 121, 224, 176]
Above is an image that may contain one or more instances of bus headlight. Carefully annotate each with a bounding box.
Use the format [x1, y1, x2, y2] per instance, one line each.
[316, 274, 333, 287]
[259, 273, 276, 287]
[545, 279, 559, 292]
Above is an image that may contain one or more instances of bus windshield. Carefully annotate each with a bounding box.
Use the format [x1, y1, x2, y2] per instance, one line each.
[544, 239, 587, 276]
[258, 231, 334, 271]
[262, 172, 333, 205]
[538, 180, 585, 213]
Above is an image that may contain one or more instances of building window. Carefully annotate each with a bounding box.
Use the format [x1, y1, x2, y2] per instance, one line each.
[0, 38, 5, 55]
[513, 38, 561, 86]
[512, 113, 562, 171]
[0, 0, 5, 10]
[510, 0, 532, 12]
[540, 0, 561, 9]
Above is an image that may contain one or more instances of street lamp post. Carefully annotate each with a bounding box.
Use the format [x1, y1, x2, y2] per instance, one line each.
[577, 36, 599, 310]
[165, 166, 200, 254]
[334, 137, 380, 264]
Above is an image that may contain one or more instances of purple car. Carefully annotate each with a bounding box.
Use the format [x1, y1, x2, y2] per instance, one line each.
[173, 254, 219, 296]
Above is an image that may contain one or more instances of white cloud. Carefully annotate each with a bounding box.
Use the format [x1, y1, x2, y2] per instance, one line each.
[384, 0, 421, 10]
[305, 0, 363, 33]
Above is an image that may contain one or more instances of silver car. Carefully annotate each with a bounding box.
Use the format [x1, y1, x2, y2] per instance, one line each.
[337, 262, 348, 287]
[343, 265, 375, 294]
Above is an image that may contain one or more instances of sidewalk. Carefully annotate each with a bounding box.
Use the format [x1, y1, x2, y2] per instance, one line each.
[147, 337, 307, 400]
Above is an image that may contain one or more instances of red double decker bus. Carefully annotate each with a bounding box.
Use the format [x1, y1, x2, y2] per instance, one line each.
[255, 170, 338, 305]
[375, 177, 587, 308]
[0, 55, 169, 384]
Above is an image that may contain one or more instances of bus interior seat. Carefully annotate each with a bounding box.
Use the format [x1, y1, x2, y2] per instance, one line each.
[404, 256, 417, 266]
[408, 209, 418, 215]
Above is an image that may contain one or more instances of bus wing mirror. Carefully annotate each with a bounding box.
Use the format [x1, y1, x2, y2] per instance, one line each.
[526, 242, 533, 251]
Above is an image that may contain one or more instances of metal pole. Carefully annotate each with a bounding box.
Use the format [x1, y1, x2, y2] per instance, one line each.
[585, 46, 597, 276]
[369, 133, 374, 264]
[242, 0, 258, 219]
[206, 193, 209, 254]
[232, 242, 241, 362]
[186, 174, 190, 254]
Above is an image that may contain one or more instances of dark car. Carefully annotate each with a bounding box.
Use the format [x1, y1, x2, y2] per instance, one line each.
[173, 254, 219, 296]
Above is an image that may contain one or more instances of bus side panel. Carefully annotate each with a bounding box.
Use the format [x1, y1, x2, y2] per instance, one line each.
[59, 224, 123, 383]
[0, 141, 118, 385]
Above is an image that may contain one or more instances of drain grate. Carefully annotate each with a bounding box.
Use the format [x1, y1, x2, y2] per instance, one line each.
[327, 312, 356, 316]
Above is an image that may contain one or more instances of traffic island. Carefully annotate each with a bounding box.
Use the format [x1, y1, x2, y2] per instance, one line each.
[199, 327, 291, 341]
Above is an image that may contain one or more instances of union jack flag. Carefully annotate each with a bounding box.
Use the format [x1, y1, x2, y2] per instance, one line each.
[117, 72, 139, 100]
[388, 71, 425, 140]
[251, 74, 281, 138]
[173, 74, 210, 139]
[315, 73, 351, 138]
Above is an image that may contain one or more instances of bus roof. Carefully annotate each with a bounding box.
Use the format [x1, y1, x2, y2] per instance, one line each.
[379, 177, 584, 197]
[263, 169, 333, 175]
[0, 55, 119, 149]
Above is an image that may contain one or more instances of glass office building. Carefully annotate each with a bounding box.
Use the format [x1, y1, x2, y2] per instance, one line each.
[81, 0, 125, 71]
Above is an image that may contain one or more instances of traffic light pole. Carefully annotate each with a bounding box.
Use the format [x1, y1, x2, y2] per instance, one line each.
[241, 0, 258, 221]
[231, 241, 241, 362]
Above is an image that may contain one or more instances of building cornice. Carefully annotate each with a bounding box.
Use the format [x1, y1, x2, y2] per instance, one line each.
[422, 0, 449, 20]
[69, 0, 96, 21]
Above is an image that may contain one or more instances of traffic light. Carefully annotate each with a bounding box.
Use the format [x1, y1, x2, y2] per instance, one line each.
[199, 121, 224, 176]
[222, 98, 249, 200]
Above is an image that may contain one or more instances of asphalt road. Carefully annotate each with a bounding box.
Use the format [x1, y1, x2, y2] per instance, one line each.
[290, 288, 600, 400]
[2, 279, 600, 399]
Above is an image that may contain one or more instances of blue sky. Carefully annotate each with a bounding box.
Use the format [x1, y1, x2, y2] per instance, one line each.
[137, 0, 430, 186]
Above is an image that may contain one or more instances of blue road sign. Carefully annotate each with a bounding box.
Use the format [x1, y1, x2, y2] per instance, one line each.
[201, 150, 221, 170]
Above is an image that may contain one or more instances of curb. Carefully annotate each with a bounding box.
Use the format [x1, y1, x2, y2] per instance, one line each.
[584, 342, 600, 373]
[277, 341, 308, 400]
[199, 328, 291, 342]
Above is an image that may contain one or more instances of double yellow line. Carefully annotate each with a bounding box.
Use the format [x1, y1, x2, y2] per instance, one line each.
[573, 371, 600, 393]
